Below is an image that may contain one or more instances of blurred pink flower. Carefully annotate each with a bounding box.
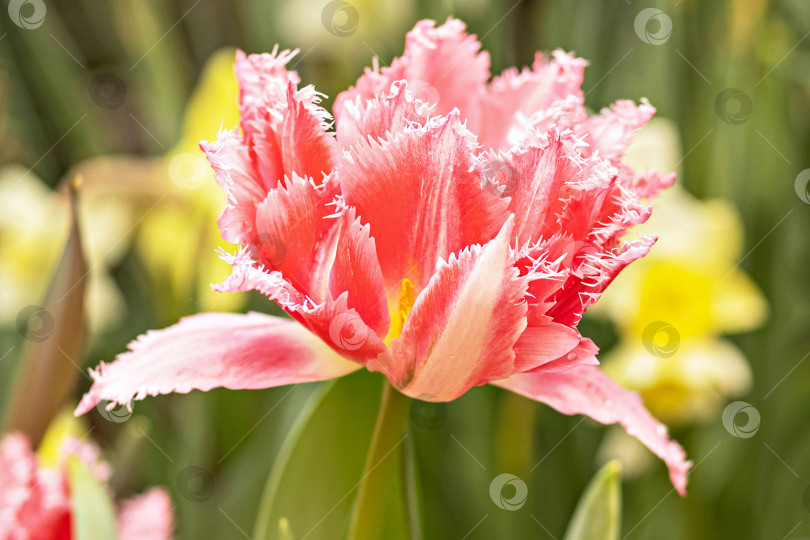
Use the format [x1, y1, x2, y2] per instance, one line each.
[76, 18, 690, 493]
[0, 433, 173, 540]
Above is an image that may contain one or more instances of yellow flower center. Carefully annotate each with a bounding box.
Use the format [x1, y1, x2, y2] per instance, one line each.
[384, 278, 415, 346]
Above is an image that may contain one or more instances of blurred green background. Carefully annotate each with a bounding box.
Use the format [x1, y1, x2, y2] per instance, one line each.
[1, 0, 809, 538]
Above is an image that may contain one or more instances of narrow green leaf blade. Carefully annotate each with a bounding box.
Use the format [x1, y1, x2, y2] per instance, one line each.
[68, 456, 119, 540]
[563, 461, 622, 540]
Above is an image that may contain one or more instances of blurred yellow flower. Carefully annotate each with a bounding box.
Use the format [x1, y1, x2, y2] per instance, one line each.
[595, 118, 768, 426]
[69, 48, 246, 319]
[0, 166, 127, 333]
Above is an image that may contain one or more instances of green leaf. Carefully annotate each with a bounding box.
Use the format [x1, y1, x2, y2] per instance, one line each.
[3, 182, 87, 445]
[253, 371, 412, 540]
[68, 456, 119, 540]
[563, 461, 622, 540]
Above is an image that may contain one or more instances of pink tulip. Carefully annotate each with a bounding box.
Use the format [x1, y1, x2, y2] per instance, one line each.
[0, 433, 173, 540]
[76, 18, 690, 493]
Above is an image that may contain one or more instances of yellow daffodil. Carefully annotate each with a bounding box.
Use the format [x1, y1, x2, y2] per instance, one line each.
[596, 118, 767, 425]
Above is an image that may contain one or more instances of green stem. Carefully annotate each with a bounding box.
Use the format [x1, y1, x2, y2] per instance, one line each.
[346, 381, 412, 540]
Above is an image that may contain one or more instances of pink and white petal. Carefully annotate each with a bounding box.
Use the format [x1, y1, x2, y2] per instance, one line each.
[202, 131, 268, 245]
[253, 173, 341, 300]
[488, 128, 613, 246]
[75, 312, 360, 415]
[235, 48, 300, 135]
[336, 80, 434, 150]
[546, 237, 656, 327]
[493, 365, 691, 495]
[480, 51, 587, 151]
[216, 253, 388, 364]
[329, 208, 390, 338]
[281, 83, 338, 184]
[0, 434, 72, 538]
[512, 315, 581, 372]
[377, 218, 528, 400]
[334, 18, 490, 131]
[577, 99, 656, 162]
[117, 488, 174, 540]
[339, 112, 509, 290]
[526, 336, 600, 373]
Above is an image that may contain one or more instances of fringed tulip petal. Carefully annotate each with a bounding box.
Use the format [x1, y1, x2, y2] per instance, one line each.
[339, 112, 508, 290]
[378, 218, 527, 400]
[494, 365, 691, 495]
[75, 312, 360, 415]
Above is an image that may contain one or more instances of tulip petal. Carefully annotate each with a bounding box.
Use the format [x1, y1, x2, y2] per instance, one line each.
[216, 252, 388, 363]
[253, 173, 341, 300]
[75, 312, 360, 415]
[329, 208, 390, 338]
[339, 112, 508, 290]
[512, 316, 582, 372]
[202, 130, 267, 245]
[528, 336, 600, 373]
[548, 236, 656, 327]
[578, 99, 657, 162]
[281, 83, 338, 183]
[117, 488, 174, 540]
[336, 80, 434, 150]
[235, 48, 299, 191]
[377, 217, 527, 400]
[481, 50, 587, 150]
[494, 365, 691, 495]
[334, 18, 490, 131]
